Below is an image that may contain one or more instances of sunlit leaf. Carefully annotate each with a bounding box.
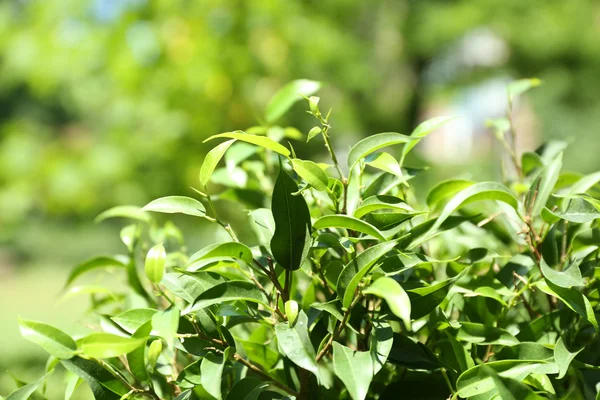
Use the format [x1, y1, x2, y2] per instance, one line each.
[291, 158, 329, 191]
[205, 131, 290, 157]
[95, 205, 150, 223]
[332, 342, 373, 400]
[275, 311, 318, 375]
[80, 333, 147, 358]
[18, 319, 77, 360]
[200, 139, 237, 186]
[347, 132, 415, 170]
[314, 215, 386, 241]
[145, 243, 166, 284]
[363, 277, 411, 329]
[185, 281, 270, 314]
[265, 79, 321, 123]
[143, 196, 206, 217]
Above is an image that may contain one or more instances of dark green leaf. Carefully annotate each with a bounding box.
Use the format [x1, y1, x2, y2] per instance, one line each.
[61, 356, 127, 399]
[540, 257, 583, 288]
[162, 272, 227, 304]
[536, 280, 598, 331]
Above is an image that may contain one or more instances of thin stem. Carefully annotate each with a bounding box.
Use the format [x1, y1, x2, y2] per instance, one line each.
[441, 369, 456, 396]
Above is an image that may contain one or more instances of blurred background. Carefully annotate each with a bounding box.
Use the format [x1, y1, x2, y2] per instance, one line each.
[1, 0, 600, 397]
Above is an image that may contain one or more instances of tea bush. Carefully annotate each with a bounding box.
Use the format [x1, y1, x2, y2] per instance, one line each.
[11, 79, 600, 399]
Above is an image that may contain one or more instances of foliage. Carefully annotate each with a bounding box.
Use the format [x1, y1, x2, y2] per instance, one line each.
[12, 79, 600, 399]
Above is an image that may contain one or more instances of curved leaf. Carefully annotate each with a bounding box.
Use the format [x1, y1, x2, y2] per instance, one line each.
[363, 277, 411, 329]
[407, 270, 464, 319]
[19, 318, 77, 359]
[332, 342, 373, 400]
[199, 139, 236, 186]
[541, 258, 583, 288]
[456, 322, 519, 346]
[184, 281, 270, 314]
[95, 205, 150, 223]
[80, 333, 147, 359]
[143, 196, 206, 217]
[201, 348, 233, 400]
[275, 311, 318, 375]
[204, 131, 290, 157]
[61, 356, 126, 399]
[162, 272, 227, 304]
[554, 337, 583, 380]
[508, 78, 542, 105]
[347, 132, 415, 170]
[400, 116, 457, 164]
[111, 308, 157, 333]
[5, 372, 53, 400]
[270, 165, 312, 271]
[528, 153, 562, 218]
[188, 242, 254, 265]
[426, 179, 474, 210]
[314, 215, 386, 241]
[265, 79, 321, 123]
[354, 195, 417, 219]
[64, 256, 127, 288]
[364, 152, 404, 179]
[536, 280, 598, 331]
[291, 158, 329, 191]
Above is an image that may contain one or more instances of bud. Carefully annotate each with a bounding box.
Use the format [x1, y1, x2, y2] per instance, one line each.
[147, 339, 163, 371]
[308, 96, 321, 117]
[285, 300, 299, 326]
[145, 243, 166, 284]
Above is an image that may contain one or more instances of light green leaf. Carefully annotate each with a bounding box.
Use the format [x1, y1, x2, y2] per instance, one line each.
[566, 171, 600, 196]
[95, 205, 150, 223]
[275, 311, 318, 375]
[143, 196, 206, 217]
[363, 277, 411, 329]
[482, 365, 544, 400]
[546, 197, 600, 223]
[291, 158, 329, 191]
[162, 272, 227, 304]
[411, 181, 519, 249]
[540, 258, 583, 288]
[204, 131, 290, 157]
[184, 281, 270, 314]
[80, 333, 147, 359]
[364, 152, 404, 179]
[307, 126, 322, 142]
[314, 215, 386, 241]
[332, 342, 373, 400]
[18, 318, 77, 360]
[151, 307, 180, 349]
[347, 132, 415, 170]
[508, 78, 542, 105]
[270, 164, 312, 271]
[401, 116, 457, 164]
[111, 308, 157, 333]
[426, 179, 475, 210]
[536, 280, 598, 331]
[285, 300, 299, 326]
[201, 348, 232, 400]
[528, 153, 562, 218]
[188, 242, 254, 265]
[554, 337, 583, 379]
[456, 322, 519, 346]
[354, 195, 417, 219]
[337, 241, 398, 308]
[199, 139, 236, 186]
[64, 256, 127, 289]
[370, 321, 393, 374]
[6, 372, 52, 400]
[64, 373, 81, 400]
[147, 339, 162, 371]
[145, 243, 166, 284]
[265, 79, 321, 123]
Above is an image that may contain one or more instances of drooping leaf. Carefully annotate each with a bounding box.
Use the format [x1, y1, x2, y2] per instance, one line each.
[79, 333, 147, 358]
[184, 281, 270, 314]
[291, 158, 329, 191]
[337, 241, 398, 308]
[145, 243, 166, 284]
[347, 132, 415, 170]
[540, 257, 583, 288]
[199, 139, 237, 186]
[5, 372, 52, 400]
[270, 165, 312, 271]
[147, 339, 162, 371]
[204, 131, 291, 157]
[386, 334, 441, 371]
[363, 277, 411, 329]
[18, 318, 77, 360]
[400, 116, 457, 165]
[536, 280, 598, 331]
[225, 377, 269, 400]
[143, 196, 206, 217]
[95, 205, 151, 223]
[370, 321, 393, 374]
[162, 272, 227, 304]
[201, 348, 232, 400]
[275, 311, 318, 375]
[314, 215, 386, 241]
[332, 342, 374, 400]
[265, 79, 321, 123]
[545, 197, 600, 223]
[64, 373, 82, 400]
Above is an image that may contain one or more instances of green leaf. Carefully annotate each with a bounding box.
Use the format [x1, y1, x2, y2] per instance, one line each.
[364, 152, 404, 179]
[363, 277, 411, 329]
[64, 256, 127, 289]
[18, 318, 77, 360]
[337, 241, 398, 308]
[400, 116, 456, 164]
[95, 205, 150, 223]
[265, 79, 321, 123]
[275, 311, 318, 375]
[457, 360, 556, 398]
[199, 139, 236, 186]
[291, 158, 329, 191]
[554, 337, 583, 380]
[204, 131, 291, 157]
[370, 321, 393, 374]
[426, 179, 474, 210]
[566, 171, 600, 196]
[145, 243, 166, 284]
[143, 196, 206, 217]
[482, 365, 544, 400]
[111, 308, 157, 333]
[80, 333, 147, 358]
[536, 280, 598, 331]
[545, 197, 600, 223]
[162, 272, 227, 304]
[285, 300, 299, 326]
[61, 356, 126, 399]
[347, 132, 415, 170]
[332, 342, 373, 400]
[188, 242, 254, 265]
[184, 281, 270, 314]
[151, 307, 180, 349]
[307, 126, 322, 142]
[508, 78, 542, 105]
[386, 334, 442, 370]
[6, 372, 52, 400]
[64, 373, 81, 400]
[201, 348, 232, 400]
[270, 164, 312, 271]
[411, 181, 519, 249]
[354, 195, 417, 219]
[528, 153, 562, 218]
[456, 322, 519, 345]
[407, 270, 464, 319]
[314, 215, 386, 241]
[225, 377, 268, 400]
[540, 257, 583, 288]
[147, 339, 162, 371]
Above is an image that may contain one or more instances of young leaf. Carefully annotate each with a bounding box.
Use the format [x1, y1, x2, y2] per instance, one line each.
[270, 164, 312, 271]
[147, 339, 162, 371]
[184, 281, 270, 314]
[111, 308, 157, 333]
[204, 131, 291, 157]
[143, 196, 206, 217]
[508, 78, 542, 105]
[275, 311, 318, 375]
[426, 179, 474, 210]
[354, 195, 417, 219]
[144, 243, 166, 284]
[18, 318, 77, 360]
[314, 215, 387, 241]
[363, 277, 411, 329]
[337, 241, 398, 308]
[80, 333, 147, 358]
[95, 205, 151, 223]
[364, 152, 404, 179]
[199, 139, 236, 186]
[64, 256, 127, 289]
[5, 371, 53, 400]
[347, 132, 415, 171]
[265, 79, 321, 123]
[307, 126, 322, 142]
[291, 158, 329, 191]
[400, 116, 456, 165]
[332, 342, 374, 400]
[528, 153, 562, 218]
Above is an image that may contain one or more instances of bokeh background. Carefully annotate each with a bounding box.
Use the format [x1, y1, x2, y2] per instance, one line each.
[1, 0, 600, 397]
